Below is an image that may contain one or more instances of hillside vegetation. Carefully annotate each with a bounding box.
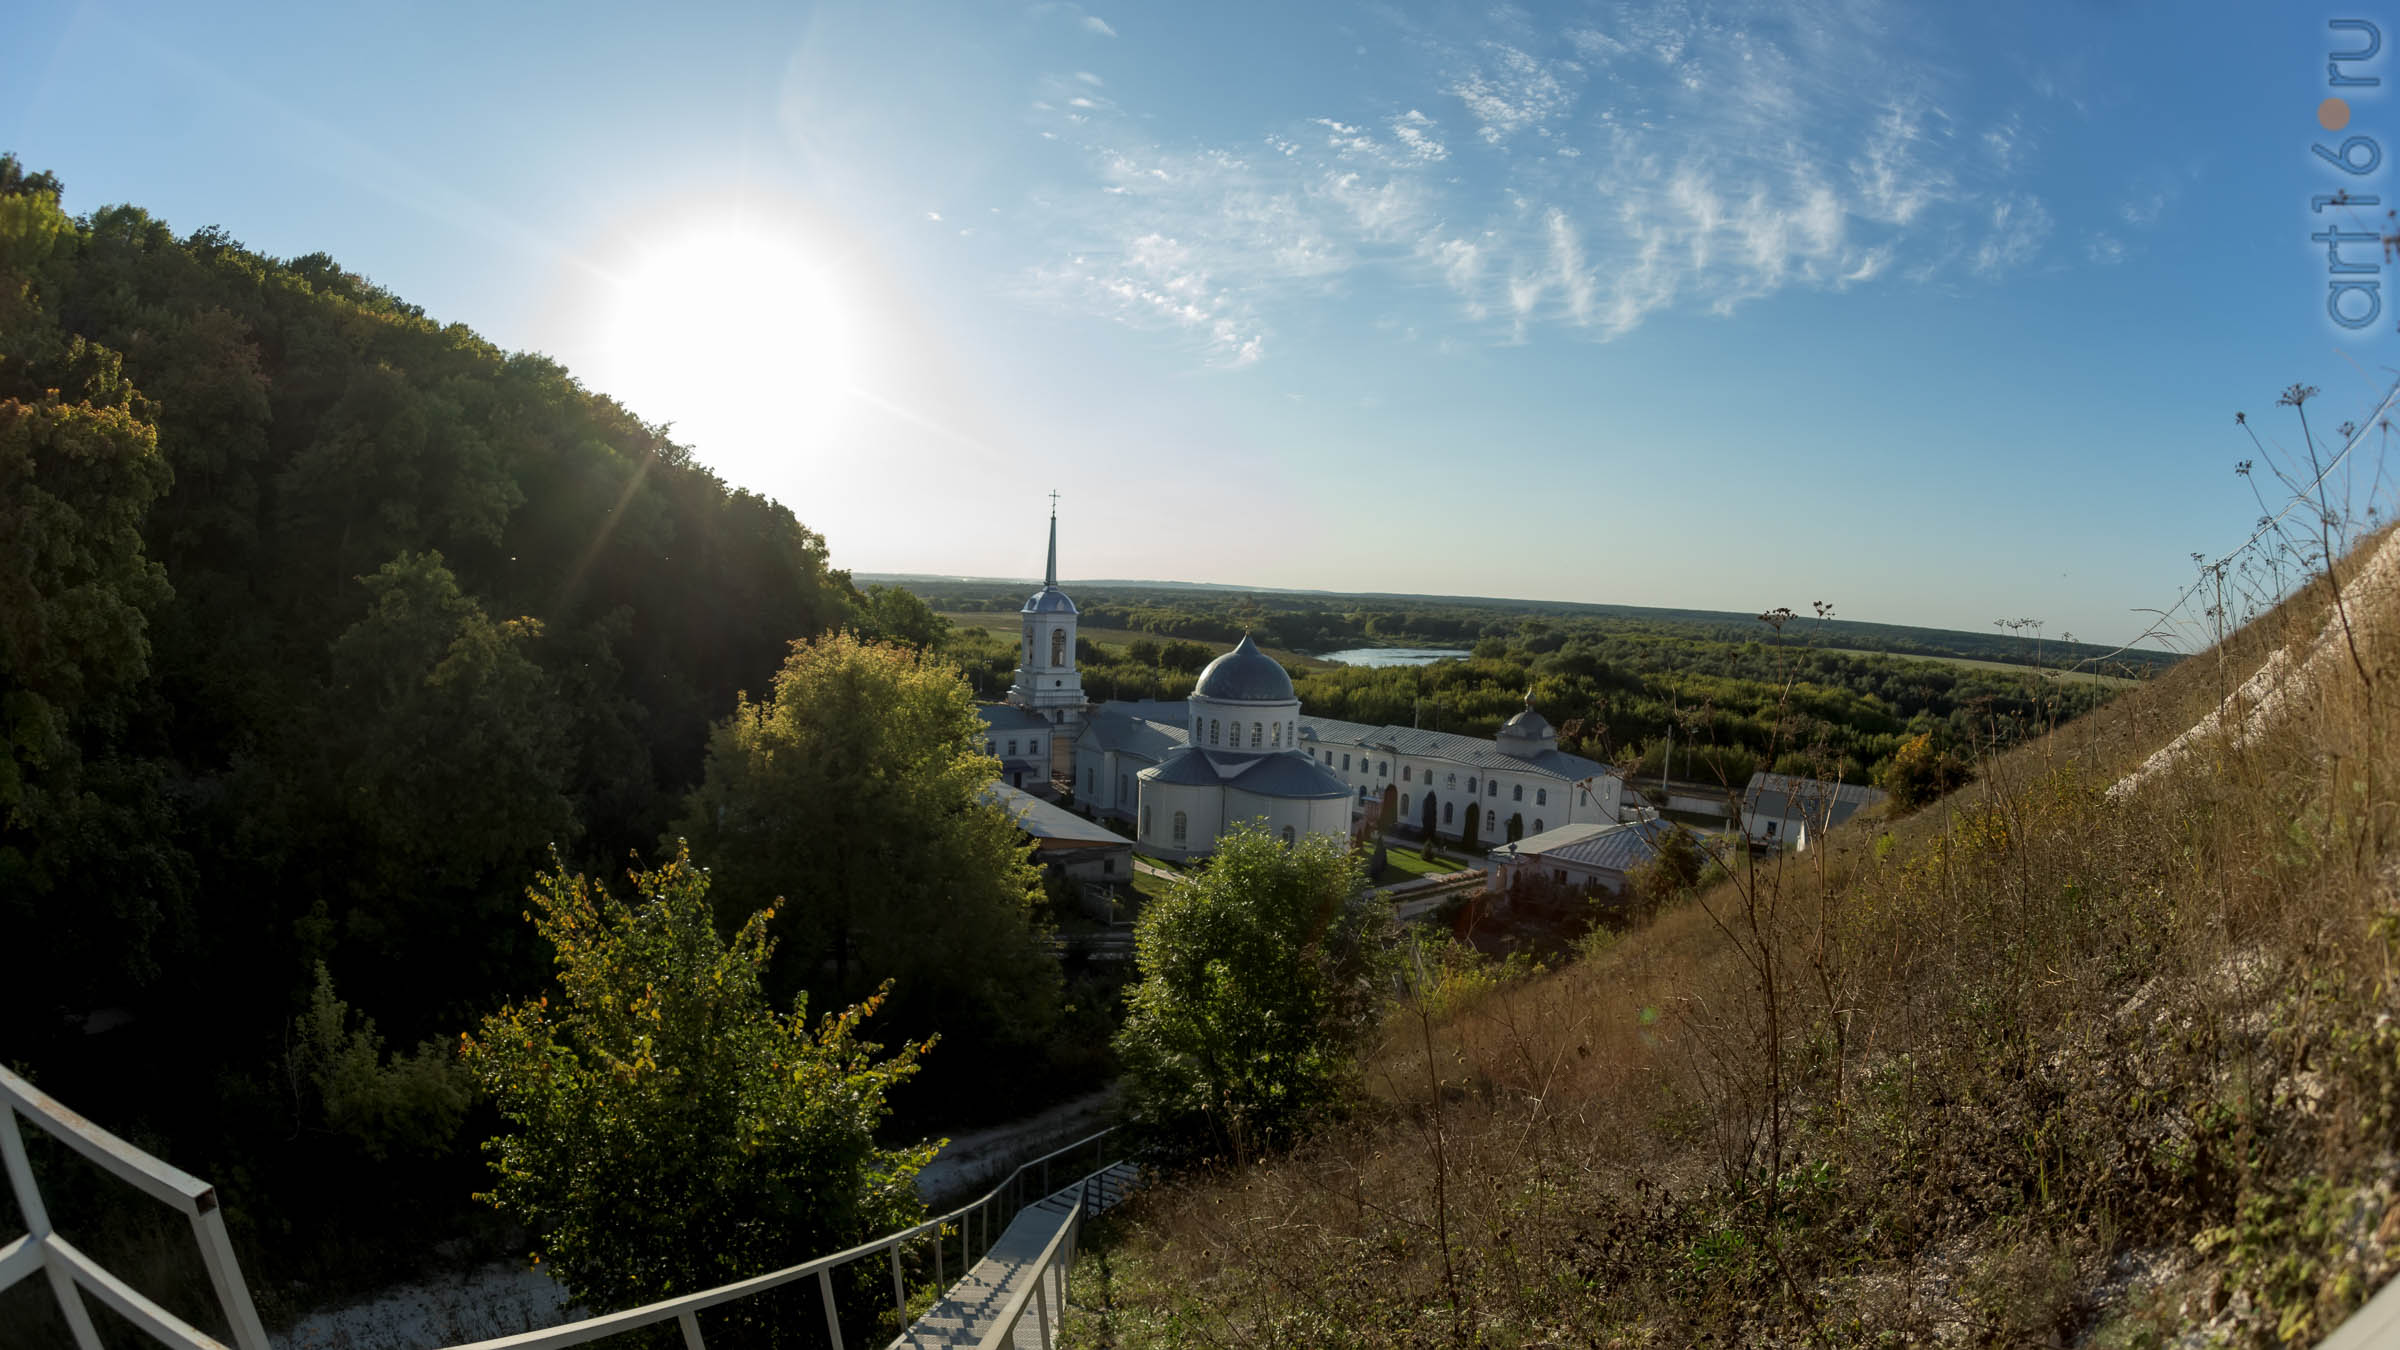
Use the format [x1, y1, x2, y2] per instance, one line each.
[1067, 523, 2400, 1346]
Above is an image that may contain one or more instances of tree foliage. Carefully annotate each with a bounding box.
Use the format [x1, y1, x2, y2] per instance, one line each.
[1116, 824, 1393, 1155]
[673, 632, 1060, 1046]
[462, 846, 933, 1313]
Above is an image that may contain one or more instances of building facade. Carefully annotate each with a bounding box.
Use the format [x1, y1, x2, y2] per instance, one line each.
[1296, 699, 1627, 844]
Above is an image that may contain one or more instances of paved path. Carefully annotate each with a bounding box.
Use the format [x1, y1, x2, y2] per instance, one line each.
[893, 1164, 1139, 1349]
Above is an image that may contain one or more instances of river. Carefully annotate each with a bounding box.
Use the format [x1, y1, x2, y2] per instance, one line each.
[1315, 647, 1469, 667]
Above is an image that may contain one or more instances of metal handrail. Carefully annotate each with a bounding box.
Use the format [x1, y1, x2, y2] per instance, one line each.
[969, 1174, 1090, 1350]
[437, 1125, 1122, 1350]
[0, 1064, 271, 1350]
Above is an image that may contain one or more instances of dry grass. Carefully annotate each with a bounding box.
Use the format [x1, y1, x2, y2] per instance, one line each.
[1064, 523, 2400, 1348]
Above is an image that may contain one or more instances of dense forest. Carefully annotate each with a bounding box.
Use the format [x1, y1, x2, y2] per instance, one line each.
[0, 158, 1060, 1311]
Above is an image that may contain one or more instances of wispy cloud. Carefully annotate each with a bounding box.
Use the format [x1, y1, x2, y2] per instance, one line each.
[1083, 14, 1116, 38]
[1022, 0, 2067, 362]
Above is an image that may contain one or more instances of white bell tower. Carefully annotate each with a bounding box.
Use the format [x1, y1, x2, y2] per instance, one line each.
[1006, 496, 1087, 768]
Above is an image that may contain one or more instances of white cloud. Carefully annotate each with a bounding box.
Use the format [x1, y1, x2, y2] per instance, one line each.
[1022, 0, 2066, 361]
[1083, 15, 1116, 37]
[2085, 232, 2127, 265]
[1446, 43, 1577, 145]
[1973, 193, 2052, 275]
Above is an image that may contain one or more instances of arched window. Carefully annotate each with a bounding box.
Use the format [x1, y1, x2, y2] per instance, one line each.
[1271, 722, 1282, 747]
[1486, 809, 1497, 831]
[1172, 811, 1188, 845]
[1051, 627, 1067, 666]
[1513, 784, 1523, 801]
[1403, 766, 1413, 782]
[1379, 762, 1388, 777]
[1489, 781, 1499, 797]
[1210, 719, 1220, 745]
[1251, 722, 1263, 748]
[1402, 794, 1411, 815]
[1443, 802, 1454, 824]
[1447, 773, 1457, 789]
[1536, 788, 1547, 806]
[1467, 777, 1478, 794]
[1281, 826, 1295, 846]
[1358, 786, 1368, 800]
[1141, 805, 1152, 837]
[1533, 819, 1544, 833]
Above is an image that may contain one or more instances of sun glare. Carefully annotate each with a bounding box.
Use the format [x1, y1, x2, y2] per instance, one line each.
[598, 220, 855, 475]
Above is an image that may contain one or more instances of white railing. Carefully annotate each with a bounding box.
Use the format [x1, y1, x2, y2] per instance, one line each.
[0, 1064, 271, 1350]
[436, 1127, 1124, 1350]
[968, 1178, 1086, 1350]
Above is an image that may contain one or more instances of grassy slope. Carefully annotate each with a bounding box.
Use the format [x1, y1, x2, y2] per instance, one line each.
[1068, 528, 2400, 1348]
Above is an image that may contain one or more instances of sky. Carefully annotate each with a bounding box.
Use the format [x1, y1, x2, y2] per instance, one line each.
[6, 0, 2399, 648]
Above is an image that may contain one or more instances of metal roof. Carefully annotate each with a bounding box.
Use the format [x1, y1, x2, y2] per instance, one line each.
[1299, 718, 1613, 784]
[981, 782, 1129, 846]
[1191, 635, 1296, 703]
[1080, 707, 1189, 762]
[1740, 773, 1887, 827]
[1490, 817, 1686, 874]
[976, 704, 1053, 733]
[1136, 747, 1349, 799]
[1022, 586, 1078, 614]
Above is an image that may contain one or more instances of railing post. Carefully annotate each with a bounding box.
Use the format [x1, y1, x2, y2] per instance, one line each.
[889, 1241, 906, 1322]
[676, 1308, 707, 1350]
[1033, 1261, 1054, 1350]
[818, 1267, 845, 1350]
[1, 1105, 105, 1350]
[935, 1224, 945, 1289]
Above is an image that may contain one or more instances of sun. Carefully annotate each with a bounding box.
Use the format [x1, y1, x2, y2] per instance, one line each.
[597, 217, 855, 475]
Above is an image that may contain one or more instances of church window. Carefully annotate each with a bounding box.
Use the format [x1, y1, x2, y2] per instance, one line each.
[1210, 720, 1220, 745]
[1536, 788, 1547, 806]
[1443, 802, 1454, 824]
[1489, 781, 1499, 797]
[1467, 777, 1477, 794]
[1008, 740, 1018, 755]
[1534, 819, 1544, 833]
[1251, 723, 1262, 748]
[1403, 766, 1412, 782]
[1172, 811, 1188, 845]
[1447, 773, 1457, 789]
[1032, 739, 1043, 756]
[1513, 784, 1523, 801]
[1282, 826, 1295, 846]
[1271, 722, 1281, 747]
[987, 741, 996, 755]
[1378, 762, 1387, 777]
[1342, 754, 1351, 771]
[1486, 810, 1497, 831]
[1051, 628, 1067, 666]
[1358, 786, 1368, 800]
[1402, 794, 1411, 815]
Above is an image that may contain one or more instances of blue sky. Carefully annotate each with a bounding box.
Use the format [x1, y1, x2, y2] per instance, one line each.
[7, 1, 2397, 647]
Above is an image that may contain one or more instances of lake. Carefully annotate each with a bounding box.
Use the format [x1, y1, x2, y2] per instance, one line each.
[1316, 647, 1470, 668]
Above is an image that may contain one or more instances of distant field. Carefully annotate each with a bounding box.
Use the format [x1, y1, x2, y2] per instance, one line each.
[1816, 646, 2142, 689]
[941, 612, 1338, 669]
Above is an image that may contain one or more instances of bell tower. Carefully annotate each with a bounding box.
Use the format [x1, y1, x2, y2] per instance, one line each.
[1006, 495, 1087, 769]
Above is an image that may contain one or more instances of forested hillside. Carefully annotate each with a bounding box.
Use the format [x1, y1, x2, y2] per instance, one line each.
[0, 158, 933, 1295]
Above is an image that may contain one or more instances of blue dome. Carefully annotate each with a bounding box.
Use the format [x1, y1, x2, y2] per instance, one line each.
[1499, 702, 1553, 740]
[1023, 586, 1078, 615]
[1192, 635, 1294, 703]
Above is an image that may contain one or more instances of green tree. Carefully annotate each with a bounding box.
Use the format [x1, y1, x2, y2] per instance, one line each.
[856, 583, 949, 649]
[291, 962, 474, 1162]
[1881, 731, 1965, 811]
[463, 845, 934, 1315]
[1626, 824, 1705, 904]
[1115, 824, 1393, 1156]
[673, 632, 1059, 1042]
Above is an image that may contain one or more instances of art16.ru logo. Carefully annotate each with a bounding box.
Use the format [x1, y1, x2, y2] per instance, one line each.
[2315, 19, 2385, 332]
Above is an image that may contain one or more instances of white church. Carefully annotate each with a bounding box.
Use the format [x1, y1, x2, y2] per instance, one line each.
[978, 506, 1632, 861]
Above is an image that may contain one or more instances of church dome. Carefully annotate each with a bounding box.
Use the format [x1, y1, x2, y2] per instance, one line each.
[1192, 635, 1294, 703]
[1023, 586, 1078, 615]
[1499, 702, 1553, 740]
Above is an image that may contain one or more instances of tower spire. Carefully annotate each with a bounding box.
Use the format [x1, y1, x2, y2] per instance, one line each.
[1045, 490, 1059, 589]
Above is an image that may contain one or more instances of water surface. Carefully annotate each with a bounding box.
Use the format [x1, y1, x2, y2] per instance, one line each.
[1317, 647, 1469, 668]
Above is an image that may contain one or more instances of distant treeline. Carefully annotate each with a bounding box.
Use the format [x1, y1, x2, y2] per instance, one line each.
[889, 579, 2180, 677]
[940, 614, 2126, 792]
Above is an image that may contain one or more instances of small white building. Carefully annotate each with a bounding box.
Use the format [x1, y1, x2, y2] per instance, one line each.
[1485, 817, 1690, 896]
[975, 703, 1056, 795]
[1740, 773, 1886, 849]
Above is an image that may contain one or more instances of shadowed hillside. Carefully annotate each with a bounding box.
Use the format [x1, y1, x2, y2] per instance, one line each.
[1066, 513, 2400, 1346]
